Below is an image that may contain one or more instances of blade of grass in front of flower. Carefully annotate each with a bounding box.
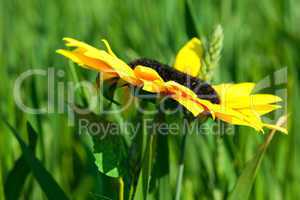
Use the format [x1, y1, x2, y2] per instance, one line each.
[128, 101, 156, 199]
[68, 61, 88, 106]
[150, 134, 170, 199]
[30, 72, 43, 134]
[1, 118, 69, 200]
[133, 124, 156, 200]
[30, 73, 45, 162]
[229, 116, 287, 200]
[143, 112, 169, 198]
[132, 134, 148, 200]
[184, 0, 198, 38]
[143, 134, 157, 199]
[133, 171, 144, 200]
[142, 134, 156, 200]
[175, 133, 187, 200]
[4, 122, 38, 200]
[228, 141, 266, 200]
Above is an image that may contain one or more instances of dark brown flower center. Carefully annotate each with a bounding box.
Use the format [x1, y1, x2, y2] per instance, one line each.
[129, 58, 220, 104]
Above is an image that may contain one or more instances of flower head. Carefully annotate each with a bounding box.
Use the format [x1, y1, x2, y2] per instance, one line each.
[57, 37, 287, 134]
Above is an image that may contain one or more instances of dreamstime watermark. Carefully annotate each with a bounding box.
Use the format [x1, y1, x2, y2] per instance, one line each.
[13, 67, 288, 136]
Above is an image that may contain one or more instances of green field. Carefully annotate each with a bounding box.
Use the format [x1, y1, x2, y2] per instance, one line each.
[0, 0, 299, 199]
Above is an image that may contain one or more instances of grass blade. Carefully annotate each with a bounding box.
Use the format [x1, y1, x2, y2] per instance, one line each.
[4, 122, 38, 200]
[133, 135, 154, 200]
[184, 0, 198, 38]
[229, 116, 288, 200]
[2, 118, 69, 200]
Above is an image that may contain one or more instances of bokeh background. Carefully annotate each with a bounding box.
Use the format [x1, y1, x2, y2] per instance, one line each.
[0, 0, 299, 199]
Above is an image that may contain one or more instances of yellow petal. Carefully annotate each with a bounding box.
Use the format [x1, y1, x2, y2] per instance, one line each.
[133, 65, 164, 82]
[174, 37, 203, 77]
[172, 97, 205, 116]
[238, 104, 281, 116]
[209, 103, 264, 131]
[101, 39, 117, 57]
[133, 65, 165, 93]
[59, 38, 141, 86]
[132, 69, 207, 116]
[63, 37, 100, 53]
[263, 123, 288, 134]
[164, 81, 198, 98]
[238, 109, 264, 128]
[211, 82, 286, 132]
[142, 80, 166, 93]
[249, 94, 282, 104]
[213, 83, 282, 109]
[213, 82, 255, 98]
[215, 112, 259, 130]
[213, 83, 256, 106]
[56, 49, 114, 73]
[163, 81, 215, 117]
[56, 49, 83, 65]
[226, 94, 282, 109]
[82, 48, 140, 86]
[215, 112, 263, 132]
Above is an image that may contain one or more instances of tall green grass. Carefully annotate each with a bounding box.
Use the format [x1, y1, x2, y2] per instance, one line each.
[0, 0, 299, 199]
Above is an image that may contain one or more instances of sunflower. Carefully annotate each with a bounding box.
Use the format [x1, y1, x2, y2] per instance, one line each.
[57, 37, 287, 134]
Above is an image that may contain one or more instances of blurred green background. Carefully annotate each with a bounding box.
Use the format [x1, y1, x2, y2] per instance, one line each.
[0, 0, 299, 199]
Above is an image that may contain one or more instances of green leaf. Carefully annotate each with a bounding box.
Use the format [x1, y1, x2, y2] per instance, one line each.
[4, 122, 38, 200]
[75, 110, 128, 178]
[229, 133, 276, 200]
[184, 0, 198, 38]
[2, 118, 69, 200]
[93, 133, 128, 178]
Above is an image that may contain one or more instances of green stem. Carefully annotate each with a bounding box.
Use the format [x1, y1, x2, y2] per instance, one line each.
[69, 61, 88, 106]
[119, 177, 124, 200]
[175, 128, 188, 200]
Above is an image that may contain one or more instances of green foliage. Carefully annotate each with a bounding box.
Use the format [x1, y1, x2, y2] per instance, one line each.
[184, 0, 199, 39]
[4, 123, 38, 200]
[93, 133, 128, 178]
[229, 129, 279, 200]
[2, 119, 69, 200]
